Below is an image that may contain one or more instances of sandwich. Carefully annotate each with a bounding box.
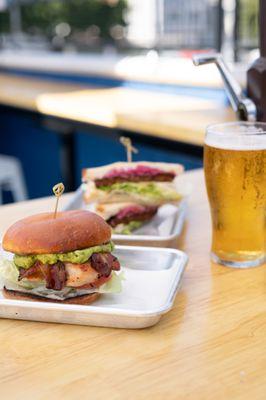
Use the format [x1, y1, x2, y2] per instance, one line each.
[82, 162, 184, 206]
[82, 162, 184, 234]
[0, 210, 123, 304]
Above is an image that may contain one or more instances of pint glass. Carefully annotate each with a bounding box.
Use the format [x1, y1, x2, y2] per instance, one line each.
[204, 122, 266, 267]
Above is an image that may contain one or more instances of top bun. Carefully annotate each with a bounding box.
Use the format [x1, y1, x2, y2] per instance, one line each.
[3, 210, 111, 255]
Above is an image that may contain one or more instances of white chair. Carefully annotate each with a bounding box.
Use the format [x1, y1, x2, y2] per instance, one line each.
[0, 155, 28, 204]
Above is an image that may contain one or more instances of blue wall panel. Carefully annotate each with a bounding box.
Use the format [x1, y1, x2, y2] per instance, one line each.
[0, 109, 62, 199]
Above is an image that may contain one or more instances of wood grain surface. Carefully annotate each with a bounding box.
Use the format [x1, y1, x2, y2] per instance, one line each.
[0, 73, 235, 146]
[0, 169, 265, 400]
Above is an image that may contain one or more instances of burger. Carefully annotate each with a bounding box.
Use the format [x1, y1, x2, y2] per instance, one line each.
[82, 161, 184, 234]
[0, 210, 123, 304]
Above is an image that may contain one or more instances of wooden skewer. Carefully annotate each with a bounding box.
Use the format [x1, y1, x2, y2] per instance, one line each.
[52, 183, 65, 219]
[119, 136, 138, 163]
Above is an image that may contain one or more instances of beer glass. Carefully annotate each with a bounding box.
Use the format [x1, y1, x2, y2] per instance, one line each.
[204, 122, 266, 268]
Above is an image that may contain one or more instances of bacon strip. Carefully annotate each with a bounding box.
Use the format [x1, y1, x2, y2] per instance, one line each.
[46, 262, 67, 291]
[18, 262, 47, 281]
[19, 261, 66, 291]
[90, 253, 120, 275]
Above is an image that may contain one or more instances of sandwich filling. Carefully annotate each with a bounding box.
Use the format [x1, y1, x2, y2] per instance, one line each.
[107, 204, 158, 234]
[93, 165, 178, 203]
[97, 182, 180, 201]
[83, 164, 182, 206]
[94, 165, 176, 187]
[0, 242, 124, 300]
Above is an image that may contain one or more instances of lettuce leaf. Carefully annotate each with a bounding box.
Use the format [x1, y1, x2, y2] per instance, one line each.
[98, 182, 181, 201]
[99, 271, 125, 293]
[113, 221, 143, 235]
[0, 258, 19, 285]
[0, 257, 40, 289]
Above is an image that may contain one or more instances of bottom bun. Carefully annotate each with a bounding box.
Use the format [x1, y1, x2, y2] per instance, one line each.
[3, 287, 100, 305]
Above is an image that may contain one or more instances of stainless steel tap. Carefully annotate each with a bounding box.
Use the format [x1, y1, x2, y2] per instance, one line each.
[192, 53, 257, 122]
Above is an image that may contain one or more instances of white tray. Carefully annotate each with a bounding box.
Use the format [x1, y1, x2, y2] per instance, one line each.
[63, 186, 187, 247]
[0, 246, 188, 329]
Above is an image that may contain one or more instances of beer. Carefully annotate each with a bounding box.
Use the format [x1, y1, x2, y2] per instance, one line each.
[204, 123, 266, 267]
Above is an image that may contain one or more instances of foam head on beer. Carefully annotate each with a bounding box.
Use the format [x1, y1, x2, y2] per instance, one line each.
[205, 123, 266, 150]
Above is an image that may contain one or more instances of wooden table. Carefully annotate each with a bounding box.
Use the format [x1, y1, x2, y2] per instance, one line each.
[0, 169, 265, 399]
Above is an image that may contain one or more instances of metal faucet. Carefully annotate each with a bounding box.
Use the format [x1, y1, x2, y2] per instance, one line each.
[192, 53, 257, 122]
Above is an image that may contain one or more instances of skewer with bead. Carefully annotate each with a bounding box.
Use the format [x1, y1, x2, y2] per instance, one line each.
[52, 182, 65, 219]
[119, 136, 138, 163]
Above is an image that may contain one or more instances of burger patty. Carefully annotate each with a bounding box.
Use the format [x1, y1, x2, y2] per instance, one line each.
[108, 206, 158, 228]
[18, 253, 120, 291]
[95, 172, 175, 188]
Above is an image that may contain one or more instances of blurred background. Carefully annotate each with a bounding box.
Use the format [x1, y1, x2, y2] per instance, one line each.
[0, 0, 260, 202]
[0, 0, 258, 60]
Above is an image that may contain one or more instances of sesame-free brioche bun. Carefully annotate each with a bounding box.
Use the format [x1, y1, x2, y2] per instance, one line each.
[3, 287, 100, 305]
[2, 210, 111, 255]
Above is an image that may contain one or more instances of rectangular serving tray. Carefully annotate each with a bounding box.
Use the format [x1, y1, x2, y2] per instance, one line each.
[63, 186, 187, 247]
[0, 246, 188, 329]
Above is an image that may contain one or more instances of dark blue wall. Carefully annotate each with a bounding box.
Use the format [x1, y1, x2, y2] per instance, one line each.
[0, 108, 62, 199]
[0, 107, 202, 202]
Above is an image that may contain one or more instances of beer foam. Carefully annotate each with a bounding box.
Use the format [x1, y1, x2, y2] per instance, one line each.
[206, 124, 266, 150]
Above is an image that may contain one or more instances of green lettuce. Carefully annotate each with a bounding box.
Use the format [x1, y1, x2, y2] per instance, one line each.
[14, 242, 114, 269]
[99, 271, 125, 293]
[98, 182, 181, 201]
[0, 258, 19, 284]
[0, 257, 38, 289]
[114, 221, 143, 235]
